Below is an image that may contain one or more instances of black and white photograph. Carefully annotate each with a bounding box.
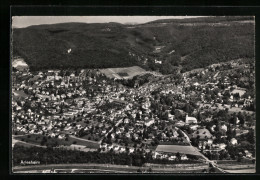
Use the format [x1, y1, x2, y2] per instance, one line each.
[11, 16, 256, 174]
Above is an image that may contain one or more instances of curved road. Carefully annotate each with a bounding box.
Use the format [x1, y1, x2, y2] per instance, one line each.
[178, 128, 227, 173]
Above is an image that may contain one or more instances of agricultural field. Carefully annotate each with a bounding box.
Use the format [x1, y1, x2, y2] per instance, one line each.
[12, 90, 28, 100]
[155, 145, 202, 156]
[14, 134, 100, 149]
[231, 89, 246, 96]
[99, 66, 149, 79]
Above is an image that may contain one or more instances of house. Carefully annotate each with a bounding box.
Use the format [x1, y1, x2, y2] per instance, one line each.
[116, 129, 121, 135]
[230, 138, 238, 145]
[221, 124, 228, 132]
[114, 146, 119, 151]
[190, 125, 199, 130]
[169, 155, 177, 161]
[153, 46, 165, 53]
[119, 147, 126, 152]
[235, 117, 240, 125]
[76, 124, 82, 129]
[58, 134, 66, 139]
[154, 59, 162, 64]
[211, 125, 216, 132]
[193, 82, 200, 86]
[153, 152, 162, 159]
[107, 144, 113, 149]
[125, 132, 131, 138]
[100, 143, 107, 149]
[50, 132, 56, 138]
[133, 133, 139, 140]
[111, 133, 115, 139]
[219, 143, 227, 150]
[145, 118, 155, 127]
[244, 150, 252, 158]
[185, 115, 197, 124]
[181, 154, 188, 160]
[124, 118, 129, 124]
[207, 139, 213, 145]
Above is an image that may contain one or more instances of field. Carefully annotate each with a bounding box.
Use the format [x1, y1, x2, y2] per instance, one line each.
[224, 169, 255, 173]
[231, 89, 246, 96]
[155, 145, 202, 156]
[12, 90, 28, 100]
[99, 66, 148, 79]
[199, 103, 254, 115]
[69, 136, 100, 149]
[14, 134, 100, 149]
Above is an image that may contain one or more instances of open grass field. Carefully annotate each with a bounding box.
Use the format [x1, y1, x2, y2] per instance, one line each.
[68, 136, 100, 149]
[14, 134, 100, 149]
[99, 66, 148, 79]
[224, 169, 255, 173]
[156, 145, 202, 156]
[12, 90, 28, 100]
[14, 134, 71, 146]
[231, 89, 246, 96]
[14, 141, 45, 148]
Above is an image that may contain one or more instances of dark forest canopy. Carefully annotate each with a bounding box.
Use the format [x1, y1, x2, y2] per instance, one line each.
[146, 16, 254, 24]
[13, 145, 202, 167]
[12, 17, 254, 73]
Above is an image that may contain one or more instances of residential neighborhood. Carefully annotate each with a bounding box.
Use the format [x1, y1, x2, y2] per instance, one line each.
[11, 16, 255, 174]
[12, 57, 255, 173]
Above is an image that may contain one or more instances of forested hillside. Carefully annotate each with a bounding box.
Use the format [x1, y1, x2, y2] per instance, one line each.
[12, 16, 254, 73]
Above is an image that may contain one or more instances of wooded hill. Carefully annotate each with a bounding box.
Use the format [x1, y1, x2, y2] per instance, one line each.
[12, 16, 254, 73]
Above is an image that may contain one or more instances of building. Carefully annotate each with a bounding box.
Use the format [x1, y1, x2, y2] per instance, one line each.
[230, 138, 238, 145]
[145, 118, 155, 127]
[185, 115, 197, 124]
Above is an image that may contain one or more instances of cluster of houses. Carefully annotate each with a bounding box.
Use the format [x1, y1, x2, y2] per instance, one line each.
[12, 58, 255, 162]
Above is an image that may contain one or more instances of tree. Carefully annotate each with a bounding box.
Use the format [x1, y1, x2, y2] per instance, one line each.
[176, 152, 181, 161]
[209, 167, 216, 173]
[137, 169, 142, 173]
[247, 130, 255, 144]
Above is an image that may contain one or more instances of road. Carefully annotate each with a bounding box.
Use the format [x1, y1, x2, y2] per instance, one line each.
[100, 119, 123, 143]
[13, 163, 208, 173]
[177, 128, 227, 173]
[69, 135, 101, 144]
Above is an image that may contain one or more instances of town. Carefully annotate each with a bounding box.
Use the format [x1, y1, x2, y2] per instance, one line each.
[12, 56, 255, 173]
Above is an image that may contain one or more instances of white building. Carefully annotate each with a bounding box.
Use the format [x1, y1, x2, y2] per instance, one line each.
[230, 138, 238, 145]
[185, 115, 197, 124]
